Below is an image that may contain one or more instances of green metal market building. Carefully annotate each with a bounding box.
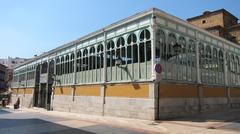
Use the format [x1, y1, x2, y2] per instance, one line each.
[11, 8, 240, 120]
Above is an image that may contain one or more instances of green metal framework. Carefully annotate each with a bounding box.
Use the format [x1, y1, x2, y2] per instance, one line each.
[11, 8, 240, 89]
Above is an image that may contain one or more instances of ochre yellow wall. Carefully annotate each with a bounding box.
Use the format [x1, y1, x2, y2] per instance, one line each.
[11, 88, 33, 95]
[203, 87, 226, 97]
[159, 84, 198, 98]
[18, 88, 24, 94]
[231, 88, 240, 97]
[54, 86, 72, 95]
[106, 83, 149, 98]
[11, 88, 18, 94]
[75, 85, 100, 96]
[25, 88, 33, 94]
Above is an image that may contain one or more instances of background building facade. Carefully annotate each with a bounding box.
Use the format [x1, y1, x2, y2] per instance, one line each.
[187, 9, 240, 44]
[0, 64, 7, 92]
[0, 57, 29, 70]
[0, 57, 29, 89]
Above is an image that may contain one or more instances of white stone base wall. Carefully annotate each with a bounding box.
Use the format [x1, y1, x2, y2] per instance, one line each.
[159, 98, 199, 119]
[11, 93, 154, 120]
[11, 94, 33, 108]
[202, 97, 228, 112]
[52, 95, 103, 115]
[71, 96, 103, 115]
[52, 95, 154, 120]
[11, 93, 240, 120]
[104, 97, 155, 120]
[159, 97, 231, 119]
[231, 97, 240, 108]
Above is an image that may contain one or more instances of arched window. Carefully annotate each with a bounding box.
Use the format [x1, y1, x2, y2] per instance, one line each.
[230, 54, 236, 85]
[188, 39, 195, 53]
[41, 62, 48, 74]
[226, 52, 230, 71]
[219, 50, 224, 72]
[116, 37, 125, 64]
[117, 37, 125, 47]
[139, 29, 151, 62]
[126, 34, 137, 64]
[188, 39, 195, 67]
[179, 36, 186, 53]
[156, 29, 165, 60]
[56, 57, 60, 75]
[70, 53, 74, 73]
[83, 49, 88, 71]
[76, 50, 81, 72]
[65, 55, 69, 74]
[89, 47, 96, 70]
[140, 29, 150, 41]
[236, 56, 239, 74]
[206, 46, 212, 69]
[213, 48, 218, 70]
[107, 40, 115, 67]
[27, 66, 30, 80]
[167, 33, 176, 59]
[237, 56, 240, 74]
[60, 56, 64, 75]
[19, 73, 26, 82]
[97, 44, 104, 69]
[231, 54, 235, 72]
[127, 34, 137, 44]
[168, 33, 176, 45]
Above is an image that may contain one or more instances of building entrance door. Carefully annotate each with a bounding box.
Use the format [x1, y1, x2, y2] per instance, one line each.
[33, 65, 40, 107]
[33, 61, 54, 110]
[46, 60, 55, 110]
[39, 83, 47, 108]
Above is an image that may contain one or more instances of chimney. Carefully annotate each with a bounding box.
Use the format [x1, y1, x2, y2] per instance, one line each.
[203, 11, 211, 15]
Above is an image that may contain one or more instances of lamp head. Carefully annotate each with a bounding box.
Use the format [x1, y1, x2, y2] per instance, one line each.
[115, 57, 122, 67]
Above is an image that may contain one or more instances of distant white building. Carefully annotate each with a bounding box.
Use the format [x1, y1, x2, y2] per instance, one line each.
[0, 57, 29, 69]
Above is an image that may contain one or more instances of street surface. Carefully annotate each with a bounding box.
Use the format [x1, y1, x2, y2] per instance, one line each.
[0, 107, 240, 134]
[0, 108, 151, 134]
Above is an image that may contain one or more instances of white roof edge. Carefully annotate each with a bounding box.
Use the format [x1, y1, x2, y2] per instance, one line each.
[15, 7, 240, 70]
[153, 8, 240, 49]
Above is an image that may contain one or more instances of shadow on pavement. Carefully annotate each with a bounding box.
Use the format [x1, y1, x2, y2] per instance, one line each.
[156, 110, 240, 132]
[164, 110, 240, 123]
[0, 118, 95, 134]
[0, 109, 12, 114]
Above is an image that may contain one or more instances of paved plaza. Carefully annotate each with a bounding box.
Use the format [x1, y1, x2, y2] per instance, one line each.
[0, 107, 240, 134]
[0, 108, 151, 134]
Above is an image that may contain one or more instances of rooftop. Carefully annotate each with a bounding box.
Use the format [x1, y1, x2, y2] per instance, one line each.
[187, 8, 239, 21]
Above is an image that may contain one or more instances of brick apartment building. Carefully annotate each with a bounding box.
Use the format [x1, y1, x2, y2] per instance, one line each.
[187, 9, 240, 44]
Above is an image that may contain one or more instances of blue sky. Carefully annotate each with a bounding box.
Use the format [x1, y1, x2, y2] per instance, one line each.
[0, 0, 239, 59]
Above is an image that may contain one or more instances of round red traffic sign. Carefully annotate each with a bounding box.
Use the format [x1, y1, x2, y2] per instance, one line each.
[154, 64, 162, 74]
